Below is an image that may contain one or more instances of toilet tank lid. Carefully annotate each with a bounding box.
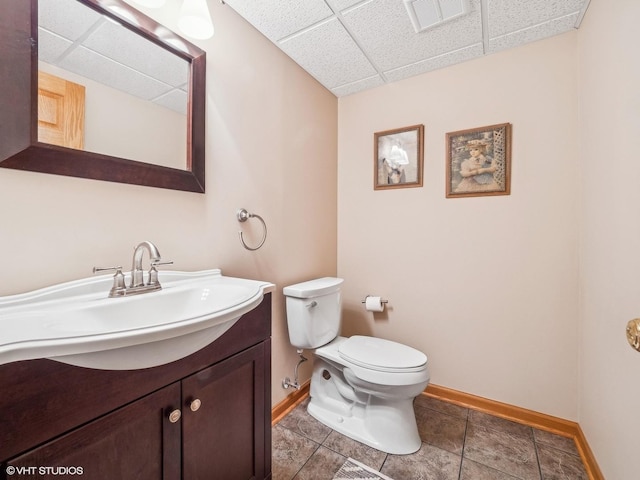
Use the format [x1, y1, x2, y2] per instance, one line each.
[283, 277, 344, 298]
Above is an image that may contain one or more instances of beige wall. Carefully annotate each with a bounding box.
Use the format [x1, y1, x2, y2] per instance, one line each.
[0, 1, 337, 406]
[337, 33, 581, 421]
[578, 0, 640, 477]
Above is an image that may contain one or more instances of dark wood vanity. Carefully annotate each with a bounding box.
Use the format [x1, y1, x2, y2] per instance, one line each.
[0, 294, 272, 480]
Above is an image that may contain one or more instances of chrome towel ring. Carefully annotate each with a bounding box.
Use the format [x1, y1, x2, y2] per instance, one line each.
[237, 208, 267, 251]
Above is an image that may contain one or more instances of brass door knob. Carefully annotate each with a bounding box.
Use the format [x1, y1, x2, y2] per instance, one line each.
[190, 399, 202, 412]
[626, 319, 640, 352]
[168, 409, 182, 423]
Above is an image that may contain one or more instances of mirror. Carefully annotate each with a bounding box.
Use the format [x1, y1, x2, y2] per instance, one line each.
[0, 0, 206, 193]
[38, 0, 190, 170]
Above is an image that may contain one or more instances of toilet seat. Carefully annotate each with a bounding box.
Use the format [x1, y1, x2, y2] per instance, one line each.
[316, 336, 429, 387]
[338, 335, 427, 373]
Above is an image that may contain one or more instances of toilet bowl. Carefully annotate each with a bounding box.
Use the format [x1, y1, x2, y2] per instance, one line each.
[283, 278, 429, 454]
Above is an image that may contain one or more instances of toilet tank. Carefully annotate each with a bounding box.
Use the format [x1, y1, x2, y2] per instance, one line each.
[283, 277, 344, 349]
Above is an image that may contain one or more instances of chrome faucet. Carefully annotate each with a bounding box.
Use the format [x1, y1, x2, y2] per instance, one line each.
[93, 241, 172, 297]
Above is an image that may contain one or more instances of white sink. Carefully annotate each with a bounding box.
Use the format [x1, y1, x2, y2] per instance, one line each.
[0, 269, 274, 370]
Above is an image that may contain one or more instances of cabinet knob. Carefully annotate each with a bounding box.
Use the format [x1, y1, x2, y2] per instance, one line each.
[190, 398, 202, 412]
[168, 409, 182, 423]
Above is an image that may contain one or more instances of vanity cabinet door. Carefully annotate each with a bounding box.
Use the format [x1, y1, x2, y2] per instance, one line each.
[182, 342, 269, 480]
[7, 382, 182, 480]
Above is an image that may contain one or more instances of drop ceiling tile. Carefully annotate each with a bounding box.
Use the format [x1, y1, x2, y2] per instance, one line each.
[83, 21, 189, 87]
[223, 0, 334, 41]
[488, 13, 579, 53]
[59, 46, 173, 101]
[154, 89, 188, 115]
[327, 0, 375, 13]
[330, 74, 385, 96]
[38, 29, 73, 64]
[384, 42, 483, 82]
[278, 18, 378, 89]
[38, 0, 102, 41]
[487, 0, 585, 37]
[341, 0, 482, 71]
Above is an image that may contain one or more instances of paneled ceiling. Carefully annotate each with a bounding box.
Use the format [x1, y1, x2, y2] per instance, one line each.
[223, 0, 591, 97]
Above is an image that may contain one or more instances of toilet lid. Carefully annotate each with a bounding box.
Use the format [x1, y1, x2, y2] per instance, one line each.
[338, 336, 427, 373]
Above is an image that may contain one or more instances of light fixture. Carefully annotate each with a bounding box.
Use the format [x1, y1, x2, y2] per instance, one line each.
[132, 0, 167, 7]
[131, 0, 214, 40]
[178, 0, 214, 39]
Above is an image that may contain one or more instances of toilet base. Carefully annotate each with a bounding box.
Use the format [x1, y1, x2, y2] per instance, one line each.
[307, 396, 423, 455]
[308, 355, 426, 455]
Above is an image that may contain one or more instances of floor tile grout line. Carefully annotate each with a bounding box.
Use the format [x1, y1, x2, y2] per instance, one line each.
[378, 452, 390, 474]
[532, 433, 544, 480]
[290, 441, 323, 480]
[457, 417, 469, 480]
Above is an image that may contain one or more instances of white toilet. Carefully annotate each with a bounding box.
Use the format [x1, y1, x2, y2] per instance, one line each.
[283, 277, 429, 455]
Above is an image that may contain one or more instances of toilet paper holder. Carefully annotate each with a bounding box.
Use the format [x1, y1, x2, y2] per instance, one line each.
[361, 295, 388, 305]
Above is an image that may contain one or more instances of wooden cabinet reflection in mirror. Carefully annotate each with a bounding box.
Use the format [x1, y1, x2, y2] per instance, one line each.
[38, 71, 85, 150]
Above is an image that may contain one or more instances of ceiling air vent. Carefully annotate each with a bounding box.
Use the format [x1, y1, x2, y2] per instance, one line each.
[403, 0, 471, 33]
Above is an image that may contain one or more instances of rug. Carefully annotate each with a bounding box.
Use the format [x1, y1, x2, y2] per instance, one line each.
[332, 458, 394, 480]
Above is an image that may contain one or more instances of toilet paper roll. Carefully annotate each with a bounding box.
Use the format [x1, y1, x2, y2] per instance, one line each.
[365, 296, 385, 312]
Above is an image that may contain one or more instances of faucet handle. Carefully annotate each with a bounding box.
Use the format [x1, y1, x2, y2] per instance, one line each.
[150, 261, 173, 268]
[93, 266, 123, 275]
[148, 261, 173, 287]
[93, 266, 126, 297]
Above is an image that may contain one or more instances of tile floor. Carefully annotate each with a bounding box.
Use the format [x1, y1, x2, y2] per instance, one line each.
[272, 395, 589, 480]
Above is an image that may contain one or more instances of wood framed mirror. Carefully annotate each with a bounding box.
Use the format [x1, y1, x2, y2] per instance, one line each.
[0, 0, 206, 193]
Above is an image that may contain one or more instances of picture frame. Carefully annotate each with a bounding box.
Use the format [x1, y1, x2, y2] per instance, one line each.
[446, 123, 512, 198]
[374, 124, 424, 190]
